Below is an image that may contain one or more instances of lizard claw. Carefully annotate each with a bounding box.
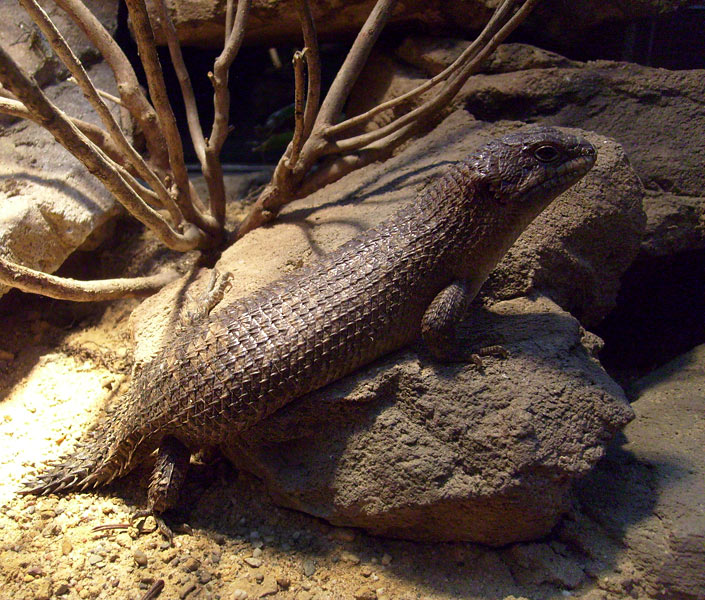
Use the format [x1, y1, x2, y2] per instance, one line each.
[132, 509, 175, 546]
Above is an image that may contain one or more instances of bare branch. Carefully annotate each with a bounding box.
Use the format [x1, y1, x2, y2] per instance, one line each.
[52, 0, 169, 169]
[296, 0, 320, 143]
[0, 44, 205, 251]
[312, 0, 397, 128]
[0, 255, 179, 301]
[19, 0, 181, 223]
[153, 0, 206, 166]
[325, 0, 517, 138]
[237, 0, 540, 240]
[210, 0, 251, 153]
[225, 0, 235, 40]
[325, 0, 539, 155]
[0, 96, 129, 168]
[205, 0, 251, 226]
[123, 0, 198, 219]
[289, 49, 307, 165]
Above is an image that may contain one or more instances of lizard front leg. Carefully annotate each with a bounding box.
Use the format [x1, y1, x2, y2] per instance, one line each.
[421, 279, 508, 364]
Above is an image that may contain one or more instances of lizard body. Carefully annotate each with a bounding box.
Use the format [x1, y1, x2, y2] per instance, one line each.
[23, 127, 596, 514]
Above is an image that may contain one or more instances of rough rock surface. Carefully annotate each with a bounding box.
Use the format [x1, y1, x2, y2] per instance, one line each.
[577, 345, 705, 599]
[641, 192, 705, 258]
[0, 61, 124, 299]
[132, 114, 640, 543]
[351, 39, 702, 262]
[224, 294, 633, 544]
[147, 0, 689, 49]
[0, 0, 118, 89]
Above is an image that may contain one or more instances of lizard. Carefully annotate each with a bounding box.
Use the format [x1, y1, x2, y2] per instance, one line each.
[22, 126, 597, 527]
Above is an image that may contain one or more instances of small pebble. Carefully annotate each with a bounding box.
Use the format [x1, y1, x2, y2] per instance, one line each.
[259, 575, 279, 597]
[179, 580, 197, 599]
[183, 557, 200, 572]
[361, 565, 373, 577]
[276, 576, 291, 590]
[34, 579, 52, 600]
[61, 538, 73, 555]
[381, 553, 392, 566]
[161, 548, 177, 564]
[244, 557, 263, 568]
[353, 586, 376, 600]
[212, 533, 226, 545]
[302, 558, 316, 577]
[232, 590, 249, 600]
[55, 582, 70, 595]
[133, 549, 149, 567]
[340, 551, 361, 565]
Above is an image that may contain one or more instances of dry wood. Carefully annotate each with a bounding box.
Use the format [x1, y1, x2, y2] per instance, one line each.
[0, 255, 178, 301]
[0, 44, 203, 252]
[237, 0, 539, 239]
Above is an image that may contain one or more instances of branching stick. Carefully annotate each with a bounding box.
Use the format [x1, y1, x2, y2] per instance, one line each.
[0, 255, 178, 301]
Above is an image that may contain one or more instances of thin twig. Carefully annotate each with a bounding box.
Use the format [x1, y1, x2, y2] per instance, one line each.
[123, 0, 200, 226]
[324, 0, 517, 137]
[0, 45, 204, 251]
[52, 0, 169, 170]
[289, 49, 307, 166]
[225, 0, 235, 40]
[153, 0, 206, 166]
[139, 580, 165, 600]
[311, 0, 397, 129]
[95, 87, 124, 107]
[296, 0, 320, 143]
[0, 255, 179, 301]
[330, 0, 540, 155]
[205, 0, 251, 226]
[19, 0, 179, 221]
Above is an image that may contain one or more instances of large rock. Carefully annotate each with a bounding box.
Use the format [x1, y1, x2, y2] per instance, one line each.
[132, 114, 640, 543]
[223, 294, 633, 544]
[146, 0, 689, 50]
[577, 345, 705, 599]
[351, 39, 702, 263]
[0, 62, 123, 299]
[0, 0, 118, 89]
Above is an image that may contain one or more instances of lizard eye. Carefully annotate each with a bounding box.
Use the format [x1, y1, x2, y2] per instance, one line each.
[533, 145, 560, 163]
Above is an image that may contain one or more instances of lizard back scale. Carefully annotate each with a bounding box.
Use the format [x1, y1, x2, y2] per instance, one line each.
[23, 127, 597, 515]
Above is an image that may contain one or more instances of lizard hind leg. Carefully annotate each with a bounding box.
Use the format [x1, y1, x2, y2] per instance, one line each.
[146, 436, 191, 514]
[132, 436, 191, 544]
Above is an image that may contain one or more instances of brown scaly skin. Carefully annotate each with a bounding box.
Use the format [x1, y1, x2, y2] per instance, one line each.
[22, 127, 596, 520]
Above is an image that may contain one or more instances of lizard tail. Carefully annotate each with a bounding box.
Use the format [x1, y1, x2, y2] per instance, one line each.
[20, 418, 144, 496]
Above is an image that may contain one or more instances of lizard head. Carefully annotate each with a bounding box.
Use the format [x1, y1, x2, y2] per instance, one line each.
[470, 126, 597, 210]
